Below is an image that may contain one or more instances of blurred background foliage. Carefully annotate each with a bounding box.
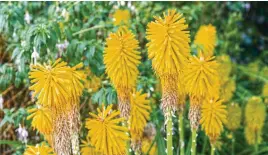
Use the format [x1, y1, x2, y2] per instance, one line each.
[0, 1, 268, 155]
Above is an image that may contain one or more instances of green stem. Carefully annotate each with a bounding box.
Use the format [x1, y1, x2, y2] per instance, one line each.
[179, 112, 185, 155]
[72, 25, 106, 36]
[134, 150, 140, 155]
[123, 121, 131, 155]
[231, 132, 235, 155]
[167, 112, 173, 155]
[210, 144, 215, 155]
[191, 128, 197, 155]
[201, 136, 208, 155]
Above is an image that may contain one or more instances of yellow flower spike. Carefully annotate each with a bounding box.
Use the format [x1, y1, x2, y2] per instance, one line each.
[146, 10, 190, 155]
[80, 138, 101, 155]
[194, 24, 217, 57]
[184, 54, 220, 100]
[86, 105, 129, 155]
[217, 54, 232, 84]
[245, 126, 262, 145]
[220, 78, 236, 102]
[200, 98, 227, 143]
[263, 83, 268, 104]
[69, 63, 86, 104]
[103, 27, 141, 118]
[245, 96, 266, 131]
[27, 106, 52, 135]
[85, 67, 101, 93]
[146, 9, 190, 77]
[129, 90, 151, 151]
[29, 58, 72, 113]
[225, 103, 242, 131]
[113, 9, 130, 26]
[247, 61, 261, 81]
[261, 66, 268, 77]
[146, 9, 190, 117]
[23, 142, 55, 155]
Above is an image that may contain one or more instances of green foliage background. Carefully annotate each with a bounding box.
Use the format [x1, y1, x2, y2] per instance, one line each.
[0, 1, 268, 155]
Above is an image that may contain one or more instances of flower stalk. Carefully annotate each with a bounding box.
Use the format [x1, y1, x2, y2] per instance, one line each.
[167, 110, 173, 155]
[191, 128, 197, 155]
[179, 112, 185, 155]
[231, 132, 235, 155]
[210, 144, 215, 155]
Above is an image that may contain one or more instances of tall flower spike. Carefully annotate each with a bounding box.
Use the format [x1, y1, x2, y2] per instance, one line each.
[146, 9, 190, 155]
[86, 105, 129, 155]
[85, 67, 101, 93]
[220, 78, 236, 102]
[23, 143, 55, 155]
[146, 9, 190, 115]
[217, 54, 232, 84]
[67, 63, 86, 155]
[104, 27, 141, 118]
[225, 103, 242, 131]
[245, 126, 262, 145]
[129, 90, 151, 152]
[200, 98, 227, 143]
[146, 9, 190, 76]
[245, 96, 266, 131]
[69, 62, 86, 103]
[194, 24, 217, 57]
[27, 106, 52, 135]
[113, 9, 130, 26]
[184, 54, 220, 100]
[29, 58, 72, 113]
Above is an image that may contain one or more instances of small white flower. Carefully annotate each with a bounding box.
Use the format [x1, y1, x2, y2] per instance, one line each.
[16, 124, 28, 144]
[21, 41, 26, 47]
[0, 94, 3, 110]
[31, 47, 39, 65]
[24, 11, 31, 24]
[56, 40, 69, 56]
